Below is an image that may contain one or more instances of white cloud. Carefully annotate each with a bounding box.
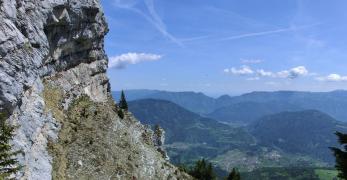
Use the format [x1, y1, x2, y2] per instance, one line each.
[276, 70, 290, 78]
[224, 65, 309, 80]
[224, 66, 254, 76]
[241, 58, 263, 64]
[109, 52, 162, 69]
[316, 74, 347, 82]
[289, 66, 308, 78]
[246, 77, 260, 81]
[223, 69, 230, 73]
[276, 66, 308, 79]
[257, 69, 273, 77]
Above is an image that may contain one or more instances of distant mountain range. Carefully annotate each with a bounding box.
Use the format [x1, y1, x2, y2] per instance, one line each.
[114, 90, 215, 115]
[218, 90, 347, 123]
[207, 101, 302, 124]
[113, 89, 347, 123]
[128, 99, 255, 164]
[127, 98, 345, 172]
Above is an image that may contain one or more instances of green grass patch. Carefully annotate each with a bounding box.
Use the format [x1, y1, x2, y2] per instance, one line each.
[315, 169, 338, 180]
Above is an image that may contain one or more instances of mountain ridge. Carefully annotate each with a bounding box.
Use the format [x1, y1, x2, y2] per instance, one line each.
[249, 110, 347, 163]
[114, 89, 347, 122]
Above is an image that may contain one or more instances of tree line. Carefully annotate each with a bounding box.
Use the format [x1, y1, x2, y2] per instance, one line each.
[178, 159, 240, 180]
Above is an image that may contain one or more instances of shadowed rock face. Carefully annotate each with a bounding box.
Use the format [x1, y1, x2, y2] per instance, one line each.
[0, 0, 109, 114]
[0, 1, 191, 179]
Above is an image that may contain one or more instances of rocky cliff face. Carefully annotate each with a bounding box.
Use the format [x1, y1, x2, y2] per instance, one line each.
[0, 0, 191, 179]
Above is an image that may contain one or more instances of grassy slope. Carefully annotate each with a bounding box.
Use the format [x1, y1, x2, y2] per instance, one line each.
[242, 167, 339, 180]
[315, 169, 339, 180]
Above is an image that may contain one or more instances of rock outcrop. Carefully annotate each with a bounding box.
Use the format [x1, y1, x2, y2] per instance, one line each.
[0, 0, 191, 179]
[153, 125, 169, 161]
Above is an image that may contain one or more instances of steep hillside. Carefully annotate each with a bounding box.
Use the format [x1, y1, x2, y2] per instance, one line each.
[249, 110, 347, 163]
[0, 1, 190, 179]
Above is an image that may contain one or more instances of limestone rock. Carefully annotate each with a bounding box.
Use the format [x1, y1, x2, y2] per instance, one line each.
[153, 125, 169, 161]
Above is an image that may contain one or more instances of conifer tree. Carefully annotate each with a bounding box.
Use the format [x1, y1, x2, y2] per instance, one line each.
[330, 131, 347, 179]
[118, 90, 128, 111]
[0, 113, 21, 179]
[227, 168, 241, 180]
[206, 163, 216, 180]
[117, 109, 124, 119]
[177, 164, 189, 173]
[189, 159, 216, 180]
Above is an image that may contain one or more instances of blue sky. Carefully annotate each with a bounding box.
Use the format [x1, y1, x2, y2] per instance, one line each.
[102, 0, 347, 96]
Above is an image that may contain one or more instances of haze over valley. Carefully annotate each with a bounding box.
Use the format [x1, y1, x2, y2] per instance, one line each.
[113, 89, 347, 177]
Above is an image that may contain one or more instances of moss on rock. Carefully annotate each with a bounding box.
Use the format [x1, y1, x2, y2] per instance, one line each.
[42, 81, 64, 122]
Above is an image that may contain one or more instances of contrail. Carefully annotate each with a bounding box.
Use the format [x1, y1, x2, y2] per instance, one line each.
[143, 0, 183, 46]
[219, 23, 321, 41]
[180, 35, 213, 43]
[113, 0, 183, 47]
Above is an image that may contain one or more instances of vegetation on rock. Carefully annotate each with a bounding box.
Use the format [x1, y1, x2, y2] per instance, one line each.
[0, 113, 21, 179]
[188, 159, 217, 180]
[154, 125, 163, 146]
[227, 168, 240, 180]
[117, 90, 128, 119]
[45, 93, 191, 179]
[119, 90, 128, 111]
[117, 109, 125, 119]
[330, 131, 347, 179]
